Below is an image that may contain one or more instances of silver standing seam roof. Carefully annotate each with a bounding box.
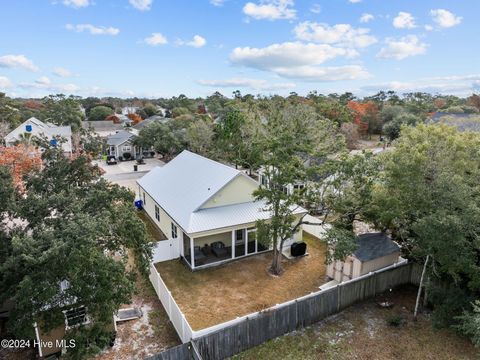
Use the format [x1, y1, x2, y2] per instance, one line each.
[137, 150, 306, 235]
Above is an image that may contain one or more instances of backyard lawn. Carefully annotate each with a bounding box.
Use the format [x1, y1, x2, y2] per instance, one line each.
[155, 232, 328, 330]
[233, 285, 479, 360]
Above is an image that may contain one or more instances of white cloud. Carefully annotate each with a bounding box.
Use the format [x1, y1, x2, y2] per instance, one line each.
[294, 22, 377, 48]
[377, 35, 427, 60]
[243, 0, 296, 21]
[177, 35, 207, 48]
[349, 0, 362, 3]
[362, 74, 480, 96]
[229, 42, 368, 82]
[197, 78, 296, 91]
[35, 76, 52, 85]
[360, 13, 374, 23]
[66, 23, 120, 35]
[272, 65, 370, 81]
[0, 76, 14, 89]
[430, 9, 462, 28]
[62, 0, 90, 8]
[230, 42, 358, 69]
[0, 54, 39, 72]
[310, 4, 321, 14]
[425, 25, 434, 31]
[129, 0, 152, 11]
[210, 0, 225, 6]
[19, 80, 80, 94]
[393, 12, 416, 29]
[52, 67, 74, 77]
[144, 33, 168, 46]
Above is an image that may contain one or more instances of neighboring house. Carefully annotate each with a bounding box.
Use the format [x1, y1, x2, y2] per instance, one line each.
[4, 117, 73, 154]
[130, 115, 169, 136]
[137, 150, 306, 270]
[0, 281, 116, 359]
[327, 232, 403, 283]
[430, 112, 480, 132]
[106, 130, 141, 160]
[82, 120, 124, 138]
[121, 106, 138, 115]
[33, 281, 117, 358]
[257, 156, 326, 196]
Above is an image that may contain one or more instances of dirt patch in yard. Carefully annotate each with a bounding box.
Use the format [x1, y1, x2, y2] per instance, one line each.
[156, 232, 328, 330]
[233, 285, 480, 360]
[95, 263, 179, 359]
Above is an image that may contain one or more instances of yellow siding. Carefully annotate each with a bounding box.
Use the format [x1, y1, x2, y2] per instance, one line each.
[194, 231, 232, 247]
[200, 175, 257, 209]
[140, 185, 178, 239]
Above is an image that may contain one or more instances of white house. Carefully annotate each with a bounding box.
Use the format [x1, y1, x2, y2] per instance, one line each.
[4, 117, 72, 154]
[137, 150, 306, 270]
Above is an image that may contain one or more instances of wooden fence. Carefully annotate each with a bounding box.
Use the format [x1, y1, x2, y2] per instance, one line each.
[145, 343, 194, 360]
[194, 261, 419, 360]
[148, 261, 421, 360]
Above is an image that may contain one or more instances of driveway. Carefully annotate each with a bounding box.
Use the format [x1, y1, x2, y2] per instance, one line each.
[94, 157, 165, 192]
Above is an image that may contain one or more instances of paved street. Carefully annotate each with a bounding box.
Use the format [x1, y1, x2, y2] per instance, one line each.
[94, 157, 165, 193]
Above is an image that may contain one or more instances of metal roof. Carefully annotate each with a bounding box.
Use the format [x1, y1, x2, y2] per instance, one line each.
[189, 200, 306, 234]
[354, 233, 400, 262]
[137, 150, 288, 234]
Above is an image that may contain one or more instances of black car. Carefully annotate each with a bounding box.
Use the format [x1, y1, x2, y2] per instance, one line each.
[106, 155, 117, 165]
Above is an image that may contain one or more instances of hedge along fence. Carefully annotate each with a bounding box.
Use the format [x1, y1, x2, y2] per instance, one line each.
[148, 261, 421, 360]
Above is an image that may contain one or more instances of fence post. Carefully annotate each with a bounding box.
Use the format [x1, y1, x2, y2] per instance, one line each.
[294, 299, 298, 330]
[337, 284, 341, 312]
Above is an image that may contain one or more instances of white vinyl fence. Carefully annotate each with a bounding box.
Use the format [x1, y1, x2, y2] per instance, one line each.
[151, 238, 181, 263]
[149, 264, 193, 343]
[302, 215, 330, 239]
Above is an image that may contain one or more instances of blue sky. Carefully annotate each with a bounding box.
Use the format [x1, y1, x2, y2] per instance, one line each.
[0, 0, 478, 98]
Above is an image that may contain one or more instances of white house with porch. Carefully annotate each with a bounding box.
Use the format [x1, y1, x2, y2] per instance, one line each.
[137, 150, 306, 270]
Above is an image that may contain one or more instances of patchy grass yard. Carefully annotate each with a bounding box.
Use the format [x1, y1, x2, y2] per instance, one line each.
[156, 232, 328, 330]
[233, 285, 479, 360]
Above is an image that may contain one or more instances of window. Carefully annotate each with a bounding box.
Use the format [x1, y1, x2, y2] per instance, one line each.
[261, 175, 268, 187]
[171, 223, 178, 238]
[64, 306, 89, 329]
[122, 145, 131, 152]
[155, 205, 160, 221]
[143, 192, 146, 205]
[236, 229, 243, 241]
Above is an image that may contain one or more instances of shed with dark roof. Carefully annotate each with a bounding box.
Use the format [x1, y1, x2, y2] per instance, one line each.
[327, 232, 403, 283]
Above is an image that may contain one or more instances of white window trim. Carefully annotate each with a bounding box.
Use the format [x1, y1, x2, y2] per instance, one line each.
[63, 306, 90, 330]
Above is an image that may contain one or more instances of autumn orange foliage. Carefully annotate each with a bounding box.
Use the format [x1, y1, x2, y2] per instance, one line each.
[127, 113, 142, 125]
[105, 114, 120, 124]
[347, 101, 378, 134]
[0, 145, 42, 191]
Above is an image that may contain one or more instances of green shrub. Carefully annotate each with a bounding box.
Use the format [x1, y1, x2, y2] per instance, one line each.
[386, 315, 404, 327]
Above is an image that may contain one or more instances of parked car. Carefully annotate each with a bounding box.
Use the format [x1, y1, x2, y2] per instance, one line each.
[106, 155, 117, 165]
